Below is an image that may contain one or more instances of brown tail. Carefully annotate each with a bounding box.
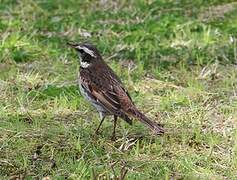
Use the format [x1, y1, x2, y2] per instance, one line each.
[129, 108, 164, 135]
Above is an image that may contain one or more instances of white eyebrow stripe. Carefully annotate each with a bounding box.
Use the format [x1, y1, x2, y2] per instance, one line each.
[77, 46, 96, 58]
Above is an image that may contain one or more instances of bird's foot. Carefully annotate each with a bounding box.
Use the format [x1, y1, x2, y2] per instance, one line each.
[95, 129, 100, 135]
[111, 134, 116, 141]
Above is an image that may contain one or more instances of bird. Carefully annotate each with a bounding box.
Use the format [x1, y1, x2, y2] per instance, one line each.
[67, 42, 164, 140]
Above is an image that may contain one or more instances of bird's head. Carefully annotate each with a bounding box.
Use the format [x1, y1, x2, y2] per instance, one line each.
[67, 42, 101, 68]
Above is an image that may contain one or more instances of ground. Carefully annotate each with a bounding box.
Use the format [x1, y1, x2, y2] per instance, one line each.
[0, 0, 237, 179]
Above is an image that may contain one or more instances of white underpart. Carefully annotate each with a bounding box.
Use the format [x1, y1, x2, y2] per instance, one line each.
[76, 45, 96, 58]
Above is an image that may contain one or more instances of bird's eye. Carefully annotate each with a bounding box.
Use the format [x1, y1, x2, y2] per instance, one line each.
[78, 49, 84, 54]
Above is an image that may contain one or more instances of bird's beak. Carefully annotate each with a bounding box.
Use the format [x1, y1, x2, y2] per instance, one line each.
[67, 42, 78, 49]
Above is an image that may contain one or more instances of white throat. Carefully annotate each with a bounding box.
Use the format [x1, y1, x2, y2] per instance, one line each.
[80, 60, 90, 68]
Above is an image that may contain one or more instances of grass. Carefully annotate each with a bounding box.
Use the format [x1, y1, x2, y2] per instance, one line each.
[0, 0, 237, 179]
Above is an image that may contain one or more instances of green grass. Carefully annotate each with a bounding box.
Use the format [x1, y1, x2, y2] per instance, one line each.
[0, 0, 237, 179]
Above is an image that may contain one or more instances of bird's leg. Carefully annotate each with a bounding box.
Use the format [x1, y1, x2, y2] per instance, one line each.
[111, 115, 117, 141]
[95, 116, 105, 135]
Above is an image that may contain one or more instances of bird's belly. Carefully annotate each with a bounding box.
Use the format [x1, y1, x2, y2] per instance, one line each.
[79, 82, 108, 114]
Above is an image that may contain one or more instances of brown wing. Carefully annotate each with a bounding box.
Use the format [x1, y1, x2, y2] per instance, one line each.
[80, 66, 132, 124]
[102, 63, 133, 102]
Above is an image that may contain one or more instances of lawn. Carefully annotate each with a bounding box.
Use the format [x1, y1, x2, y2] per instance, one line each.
[0, 0, 237, 179]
